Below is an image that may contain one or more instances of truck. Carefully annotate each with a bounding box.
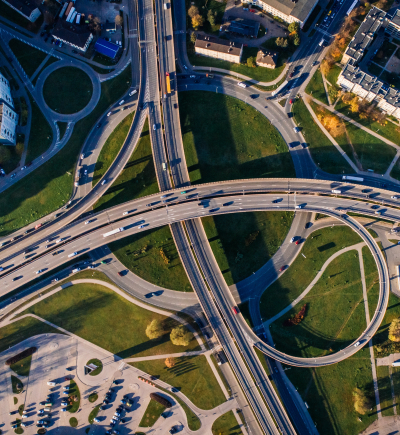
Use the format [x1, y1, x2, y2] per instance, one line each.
[165, 72, 171, 94]
[342, 175, 364, 182]
[68, 252, 77, 258]
[332, 189, 342, 194]
[103, 227, 125, 238]
[162, 163, 167, 171]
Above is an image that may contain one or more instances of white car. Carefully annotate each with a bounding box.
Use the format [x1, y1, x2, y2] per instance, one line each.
[354, 341, 361, 347]
[101, 179, 107, 185]
[183, 65, 188, 69]
[94, 418, 101, 423]
[61, 402, 68, 407]
[55, 239, 62, 244]
[293, 127, 300, 133]
[391, 195, 399, 199]
[85, 221, 90, 225]
[118, 100, 125, 106]
[36, 269, 45, 274]
[107, 112, 112, 117]
[129, 90, 137, 96]
[290, 237, 295, 243]
[138, 225, 145, 229]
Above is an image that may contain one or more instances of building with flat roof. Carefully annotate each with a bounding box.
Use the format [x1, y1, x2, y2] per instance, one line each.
[0, 103, 18, 145]
[0, 72, 17, 146]
[94, 38, 120, 59]
[249, 0, 318, 27]
[52, 19, 93, 52]
[337, 63, 400, 120]
[195, 34, 243, 63]
[341, 7, 386, 65]
[223, 17, 260, 38]
[256, 48, 278, 68]
[1, 0, 41, 22]
[386, 9, 400, 38]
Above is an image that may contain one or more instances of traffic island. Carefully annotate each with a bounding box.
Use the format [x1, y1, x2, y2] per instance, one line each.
[43, 67, 93, 114]
[85, 359, 103, 376]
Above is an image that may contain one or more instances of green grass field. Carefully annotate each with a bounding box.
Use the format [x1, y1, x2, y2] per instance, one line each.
[32, 57, 59, 86]
[325, 65, 342, 86]
[93, 119, 159, 211]
[86, 358, 102, 376]
[260, 226, 362, 321]
[344, 121, 396, 174]
[212, 411, 242, 435]
[93, 112, 134, 186]
[270, 250, 366, 357]
[10, 354, 32, 377]
[305, 68, 328, 105]
[109, 225, 192, 292]
[8, 39, 47, 77]
[335, 98, 400, 146]
[376, 365, 395, 416]
[88, 405, 101, 424]
[130, 355, 226, 410]
[285, 350, 377, 435]
[292, 98, 353, 174]
[0, 317, 62, 354]
[11, 375, 23, 394]
[43, 67, 93, 114]
[202, 211, 294, 285]
[19, 283, 199, 358]
[0, 135, 24, 174]
[179, 91, 295, 184]
[68, 380, 80, 413]
[0, 66, 131, 236]
[139, 400, 166, 427]
[26, 94, 53, 162]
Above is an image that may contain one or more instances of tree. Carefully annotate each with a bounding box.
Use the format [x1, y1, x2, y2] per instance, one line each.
[282, 38, 288, 48]
[0, 146, 11, 165]
[190, 31, 197, 44]
[275, 37, 284, 47]
[207, 9, 215, 26]
[389, 317, 400, 342]
[115, 14, 123, 26]
[353, 388, 374, 414]
[320, 59, 333, 77]
[170, 325, 193, 346]
[288, 22, 299, 33]
[246, 56, 256, 67]
[146, 319, 164, 340]
[165, 357, 176, 368]
[191, 14, 204, 30]
[188, 5, 199, 18]
[293, 34, 300, 46]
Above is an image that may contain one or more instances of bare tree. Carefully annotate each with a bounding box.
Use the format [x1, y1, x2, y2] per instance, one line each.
[115, 14, 123, 27]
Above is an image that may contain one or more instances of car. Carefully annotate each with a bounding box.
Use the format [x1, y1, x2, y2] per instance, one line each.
[171, 387, 178, 393]
[113, 431, 120, 435]
[59, 41, 63, 47]
[371, 204, 380, 209]
[118, 100, 125, 106]
[180, 191, 187, 194]
[354, 341, 361, 347]
[153, 124, 157, 130]
[190, 75, 196, 78]
[106, 431, 112, 435]
[129, 89, 137, 96]
[21, 165, 27, 170]
[93, 418, 101, 423]
[289, 99, 294, 104]
[138, 225, 145, 229]
[290, 237, 295, 243]
[37, 421, 46, 425]
[36, 269, 45, 274]
[169, 427, 177, 434]
[97, 124, 101, 128]
[295, 239, 301, 245]
[272, 199, 281, 203]
[101, 179, 107, 185]
[183, 65, 188, 69]
[392, 195, 399, 199]
[293, 127, 300, 133]
[114, 412, 121, 417]
[289, 72, 294, 78]
[279, 266, 286, 272]
[37, 410, 44, 415]
[118, 271, 124, 276]
[120, 399, 127, 404]
[13, 276, 23, 281]
[103, 399, 109, 405]
[21, 423, 27, 427]
[11, 173, 16, 178]
[52, 278, 59, 283]
[85, 220, 90, 224]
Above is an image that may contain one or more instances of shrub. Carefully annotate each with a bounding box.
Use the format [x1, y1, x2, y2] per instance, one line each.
[150, 393, 172, 408]
[6, 347, 36, 366]
[353, 388, 374, 414]
[170, 325, 193, 346]
[146, 319, 164, 340]
[283, 304, 307, 326]
[165, 357, 176, 368]
[389, 317, 400, 342]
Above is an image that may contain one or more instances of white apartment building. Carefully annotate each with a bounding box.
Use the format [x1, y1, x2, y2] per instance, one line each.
[195, 35, 243, 63]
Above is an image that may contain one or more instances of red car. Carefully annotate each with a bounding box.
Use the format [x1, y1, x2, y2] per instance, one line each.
[295, 240, 300, 245]
[118, 271, 124, 277]
[289, 99, 294, 104]
[250, 8, 256, 12]
[279, 266, 286, 272]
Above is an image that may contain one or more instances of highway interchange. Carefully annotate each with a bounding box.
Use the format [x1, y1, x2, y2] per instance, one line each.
[0, 0, 398, 433]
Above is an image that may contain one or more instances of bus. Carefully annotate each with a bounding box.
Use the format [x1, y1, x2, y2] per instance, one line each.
[342, 176, 364, 182]
[166, 72, 171, 94]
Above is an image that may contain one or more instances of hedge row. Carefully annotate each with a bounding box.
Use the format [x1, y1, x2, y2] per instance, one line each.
[150, 392, 172, 408]
[6, 347, 37, 366]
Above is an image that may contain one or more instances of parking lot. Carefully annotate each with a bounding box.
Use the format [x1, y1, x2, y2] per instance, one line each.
[0, 333, 189, 435]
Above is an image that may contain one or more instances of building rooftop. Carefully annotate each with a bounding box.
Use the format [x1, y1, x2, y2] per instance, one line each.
[389, 8, 400, 27]
[343, 6, 386, 64]
[94, 38, 120, 59]
[256, 48, 278, 67]
[53, 19, 92, 49]
[195, 34, 242, 57]
[260, 0, 318, 22]
[2, 0, 38, 18]
[340, 63, 400, 108]
[225, 17, 260, 38]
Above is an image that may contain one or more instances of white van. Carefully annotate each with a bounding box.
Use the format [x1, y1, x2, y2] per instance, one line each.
[47, 381, 56, 386]
[162, 163, 167, 171]
[72, 267, 81, 273]
[118, 100, 125, 106]
[238, 82, 246, 88]
[68, 252, 77, 258]
[129, 90, 137, 96]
